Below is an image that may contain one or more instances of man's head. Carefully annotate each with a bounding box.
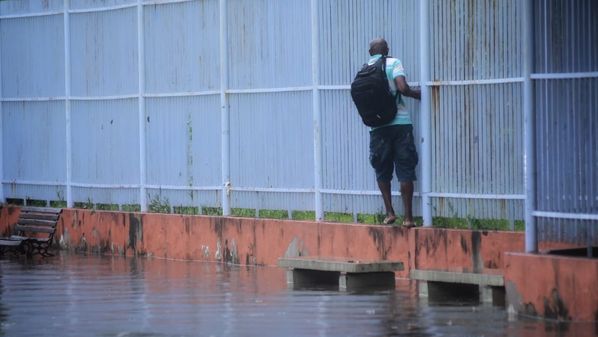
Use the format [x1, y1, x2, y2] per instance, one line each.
[369, 38, 389, 56]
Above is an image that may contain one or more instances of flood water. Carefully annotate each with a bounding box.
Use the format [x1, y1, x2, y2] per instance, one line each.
[0, 254, 595, 337]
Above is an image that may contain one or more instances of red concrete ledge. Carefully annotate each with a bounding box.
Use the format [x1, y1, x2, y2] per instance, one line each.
[505, 252, 598, 322]
[3, 205, 594, 321]
[2, 207, 525, 277]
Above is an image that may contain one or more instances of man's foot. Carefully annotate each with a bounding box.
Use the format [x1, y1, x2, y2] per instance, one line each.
[382, 215, 397, 225]
[401, 220, 417, 228]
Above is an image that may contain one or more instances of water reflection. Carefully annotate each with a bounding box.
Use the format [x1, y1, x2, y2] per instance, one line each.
[0, 254, 595, 337]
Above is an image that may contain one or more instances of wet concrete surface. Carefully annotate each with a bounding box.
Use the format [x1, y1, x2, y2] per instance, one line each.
[0, 254, 594, 337]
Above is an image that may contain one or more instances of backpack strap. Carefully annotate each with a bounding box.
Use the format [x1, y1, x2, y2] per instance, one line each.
[380, 56, 397, 98]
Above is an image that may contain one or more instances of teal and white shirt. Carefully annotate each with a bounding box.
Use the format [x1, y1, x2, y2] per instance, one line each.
[368, 54, 412, 129]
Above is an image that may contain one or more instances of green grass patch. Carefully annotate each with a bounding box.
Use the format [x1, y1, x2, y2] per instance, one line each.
[96, 203, 119, 211]
[258, 209, 289, 219]
[514, 220, 525, 231]
[74, 200, 94, 210]
[26, 199, 47, 207]
[202, 207, 223, 216]
[324, 212, 354, 223]
[49, 200, 67, 208]
[231, 208, 256, 217]
[148, 195, 171, 213]
[291, 210, 316, 221]
[471, 219, 510, 231]
[432, 217, 470, 229]
[122, 204, 141, 212]
[173, 206, 199, 215]
[432, 217, 523, 231]
[356, 213, 385, 224]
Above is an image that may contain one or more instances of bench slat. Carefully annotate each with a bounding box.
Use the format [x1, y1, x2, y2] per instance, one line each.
[0, 239, 24, 246]
[14, 225, 56, 234]
[18, 219, 57, 227]
[20, 206, 62, 214]
[19, 213, 59, 221]
[10, 235, 50, 243]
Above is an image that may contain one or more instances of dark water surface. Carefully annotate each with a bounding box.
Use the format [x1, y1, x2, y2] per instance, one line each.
[0, 254, 594, 337]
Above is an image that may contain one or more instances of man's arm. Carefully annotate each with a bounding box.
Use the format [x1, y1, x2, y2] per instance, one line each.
[395, 76, 421, 100]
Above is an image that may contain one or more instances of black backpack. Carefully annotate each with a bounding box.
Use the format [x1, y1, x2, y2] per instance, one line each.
[350, 56, 397, 127]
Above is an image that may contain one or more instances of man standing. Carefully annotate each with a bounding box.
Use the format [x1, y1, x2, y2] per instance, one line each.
[366, 38, 421, 226]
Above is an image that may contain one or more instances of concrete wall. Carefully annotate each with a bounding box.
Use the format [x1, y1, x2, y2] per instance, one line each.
[2, 205, 595, 322]
[505, 253, 598, 322]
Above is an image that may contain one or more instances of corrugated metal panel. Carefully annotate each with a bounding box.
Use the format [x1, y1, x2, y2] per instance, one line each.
[3, 101, 66, 182]
[534, 0, 598, 73]
[231, 191, 313, 213]
[70, 0, 136, 11]
[143, 0, 220, 94]
[318, 0, 420, 86]
[70, 7, 138, 96]
[72, 186, 139, 205]
[4, 184, 66, 204]
[535, 79, 598, 243]
[227, 0, 311, 89]
[1, 0, 594, 237]
[229, 91, 313, 189]
[0, 0, 62, 15]
[145, 95, 221, 187]
[431, 83, 523, 195]
[71, 99, 139, 185]
[430, 0, 522, 81]
[145, 189, 220, 212]
[0, 14, 64, 97]
[533, 0, 598, 245]
[433, 198, 523, 224]
[426, 0, 524, 220]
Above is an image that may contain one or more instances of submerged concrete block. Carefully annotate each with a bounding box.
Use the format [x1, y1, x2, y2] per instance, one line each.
[279, 257, 403, 291]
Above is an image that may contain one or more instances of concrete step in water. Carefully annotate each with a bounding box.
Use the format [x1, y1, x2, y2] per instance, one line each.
[278, 256, 404, 291]
[410, 269, 505, 306]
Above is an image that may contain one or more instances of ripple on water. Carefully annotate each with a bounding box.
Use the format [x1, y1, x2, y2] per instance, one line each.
[0, 254, 594, 337]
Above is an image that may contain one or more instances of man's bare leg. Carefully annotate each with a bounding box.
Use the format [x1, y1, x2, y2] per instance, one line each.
[377, 180, 396, 224]
[400, 181, 415, 226]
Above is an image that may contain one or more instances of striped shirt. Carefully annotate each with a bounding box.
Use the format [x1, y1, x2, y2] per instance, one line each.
[368, 54, 412, 129]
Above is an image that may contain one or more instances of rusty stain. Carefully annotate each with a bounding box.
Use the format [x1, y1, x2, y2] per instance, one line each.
[184, 217, 191, 235]
[367, 227, 390, 260]
[484, 259, 498, 269]
[460, 235, 469, 254]
[214, 217, 224, 239]
[431, 86, 440, 114]
[471, 231, 482, 273]
[128, 213, 143, 254]
[223, 239, 231, 264]
[422, 229, 448, 257]
[524, 302, 538, 316]
[543, 288, 571, 321]
[215, 240, 222, 260]
[77, 233, 87, 253]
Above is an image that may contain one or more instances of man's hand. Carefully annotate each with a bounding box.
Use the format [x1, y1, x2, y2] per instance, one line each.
[395, 76, 421, 100]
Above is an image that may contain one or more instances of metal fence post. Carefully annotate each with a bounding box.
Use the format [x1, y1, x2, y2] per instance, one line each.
[137, 0, 147, 212]
[311, 0, 323, 221]
[64, 0, 73, 208]
[0, 31, 3, 204]
[419, 0, 432, 226]
[523, 0, 536, 253]
[220, 0, 231, 216]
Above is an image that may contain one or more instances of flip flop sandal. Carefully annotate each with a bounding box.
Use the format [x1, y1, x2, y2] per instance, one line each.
[383, 216, 397, 225]
[401, 221, 417, 228]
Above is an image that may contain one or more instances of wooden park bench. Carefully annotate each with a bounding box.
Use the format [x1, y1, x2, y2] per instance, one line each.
[0, 206, 62, 257]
